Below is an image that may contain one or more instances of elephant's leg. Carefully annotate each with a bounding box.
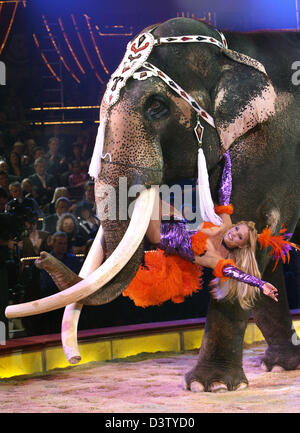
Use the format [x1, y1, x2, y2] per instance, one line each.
[252, 262, 300, 371]
[185, 297, 250, 392]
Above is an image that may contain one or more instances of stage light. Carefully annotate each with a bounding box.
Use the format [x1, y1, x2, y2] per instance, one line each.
[42, 15, 80, 84]
[58, 17, 85, 75]
[33, 33, 61, 82]
[84, 14, 109, 75]
[71, 13, 104, 84]
[0, 1, 18, 55]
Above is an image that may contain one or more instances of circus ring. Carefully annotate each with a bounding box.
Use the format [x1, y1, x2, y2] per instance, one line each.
[1, 311, 300, 413]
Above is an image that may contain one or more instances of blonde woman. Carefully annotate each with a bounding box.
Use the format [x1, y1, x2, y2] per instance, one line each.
[125, 151, 286, 309]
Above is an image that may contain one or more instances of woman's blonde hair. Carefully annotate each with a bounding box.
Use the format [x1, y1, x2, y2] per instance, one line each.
[211, 221, 261, 310]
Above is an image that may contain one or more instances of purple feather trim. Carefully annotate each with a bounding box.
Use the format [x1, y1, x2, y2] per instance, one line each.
[159, 220, 195, 262]
[222, 265, 266, 291]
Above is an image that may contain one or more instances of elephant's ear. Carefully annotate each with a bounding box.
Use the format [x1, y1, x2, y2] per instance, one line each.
[213, 48, 277, 150]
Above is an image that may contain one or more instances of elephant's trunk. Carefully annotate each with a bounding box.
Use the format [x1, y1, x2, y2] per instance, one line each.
[82, 219, 143, 305]
[35, 252, 82, 290]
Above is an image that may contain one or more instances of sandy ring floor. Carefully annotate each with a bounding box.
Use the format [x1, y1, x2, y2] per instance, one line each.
[1, 342, 300, 413]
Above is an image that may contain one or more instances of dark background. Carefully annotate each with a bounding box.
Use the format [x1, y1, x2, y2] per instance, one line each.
[1, 0, 300, 116]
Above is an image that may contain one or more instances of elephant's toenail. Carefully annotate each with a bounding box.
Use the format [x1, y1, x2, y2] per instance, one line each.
[209, 382, 228, 392]
[235, 382, 248, 391]
[190, 381, 205, 392]
[271, 365, 284, 372]
[260, 361, 268, 372]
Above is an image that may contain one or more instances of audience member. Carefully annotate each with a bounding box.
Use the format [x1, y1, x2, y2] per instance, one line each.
[20, 221, 51, 258]
[45, 137, 67, 177]
[42, 196, 71, 234]
[68, 141, 89, 171]
[39, 231, 81, 333]
[77, 203, 99, 240]
[9, 141, 24, 177]
[29, 157, 57, 205]
[56, 212, 87, 253]
[68, 160, 87, 200]
[33, 146, 45, 160]
[24, 138, 36, 164]
[0, 171, 10, 193]
[0, 159, 19, 183]
[43, 186, 70, 215]
[21, 178, 33, 197]
[77, 180, 96, 214]
[0, 186, 9, 212]
[6, 181, 44, 217]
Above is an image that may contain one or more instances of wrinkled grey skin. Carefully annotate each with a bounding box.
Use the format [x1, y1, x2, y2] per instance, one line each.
[53, 18, 300, 391]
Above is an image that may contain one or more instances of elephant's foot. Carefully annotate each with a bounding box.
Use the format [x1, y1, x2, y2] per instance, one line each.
[260, 344, 300, 372]
[184, 362, 248, 392]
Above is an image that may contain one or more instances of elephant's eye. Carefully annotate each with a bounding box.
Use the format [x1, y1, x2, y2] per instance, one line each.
[145, 97, 169, 120]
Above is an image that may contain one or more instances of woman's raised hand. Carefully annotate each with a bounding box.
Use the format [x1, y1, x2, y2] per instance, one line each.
[262, 282, 278, 302]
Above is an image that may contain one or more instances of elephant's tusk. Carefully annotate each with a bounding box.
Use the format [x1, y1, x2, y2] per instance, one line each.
[61, 225, 105, 364]
[5, 187, 156, 319]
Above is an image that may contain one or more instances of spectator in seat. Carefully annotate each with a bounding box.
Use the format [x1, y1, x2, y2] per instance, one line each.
[77, 180, 96, 214]
[0, 171, 10, 194]
[21, 178, 33, 197]
[77, 203, 99, 240]
[56, 212, 87, 253]
[0, 159, 19, 183]
[68, 160, 87, 201]
[39, 231, 81, 334]
[42, 196, 71, 234]
[0, 186, 9, 212]
[43, 186, 70, 215]
[9, 141, 24, 178]
[6, 181, 43, 217]
[45, 137, 67, 176]
[29, 157, 57, 205]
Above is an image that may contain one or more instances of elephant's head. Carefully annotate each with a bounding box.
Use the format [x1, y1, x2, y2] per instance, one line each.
[6, 17, 277, 318]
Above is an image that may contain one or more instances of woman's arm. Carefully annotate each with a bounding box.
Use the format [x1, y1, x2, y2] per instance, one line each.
[222, 264, 278, 302]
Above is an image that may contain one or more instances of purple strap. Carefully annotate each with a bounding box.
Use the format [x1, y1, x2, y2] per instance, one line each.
[218, 150, 232, 206]
[159, 220, 195, 263]
[222, 265, 266, 291]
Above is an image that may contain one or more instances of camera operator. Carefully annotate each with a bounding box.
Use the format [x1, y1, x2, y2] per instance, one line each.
[1, 200, 41, 338]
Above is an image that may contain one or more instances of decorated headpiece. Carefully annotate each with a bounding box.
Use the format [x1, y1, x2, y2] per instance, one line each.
[88, 25, 268, 228]
[258, 224, 300, 271]
[89, 26, 231, 226]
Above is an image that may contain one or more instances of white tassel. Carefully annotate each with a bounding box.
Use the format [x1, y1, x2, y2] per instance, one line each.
[197, 147, 223, 226]
[88, 114, 107, 179]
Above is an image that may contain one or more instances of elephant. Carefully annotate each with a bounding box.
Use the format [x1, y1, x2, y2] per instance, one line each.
[6, 17, 300, 392]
